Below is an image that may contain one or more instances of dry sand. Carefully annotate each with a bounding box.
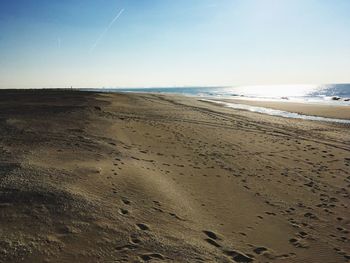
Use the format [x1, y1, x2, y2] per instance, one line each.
[0, 90, 349, 263]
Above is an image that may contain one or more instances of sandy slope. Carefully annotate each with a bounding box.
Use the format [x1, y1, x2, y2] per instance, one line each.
[0, 90, 349, 263]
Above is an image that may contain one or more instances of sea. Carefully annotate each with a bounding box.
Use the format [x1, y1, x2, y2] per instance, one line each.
[85, 84, 350, 123]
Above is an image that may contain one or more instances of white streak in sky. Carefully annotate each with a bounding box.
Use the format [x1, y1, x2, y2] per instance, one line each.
[90, 8, 124, 53]
[57, 37, 61, 49]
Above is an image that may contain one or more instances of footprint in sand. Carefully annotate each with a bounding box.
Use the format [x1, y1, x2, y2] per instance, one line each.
[136, 223, 150, 231]
[203, 230, 222, 248]
[265, 211, 276, 216]
[122, 198, 131, 205]
[119, 208, 129, 215]
[130, 237, 142, 244]
[169, 212, 183, 220]
[153, 207, 164, 213]
[223, 250, 254, 262]
[202, 229, 256, 262]
[203, 230, 221, 240]
[115, 244, 138, 251]
[205, 238, 221, 248]
[139, 253, 165, 261]
[153, 200, 161, 206]
[253, 246, 268, 255]
[289, 237, 309, 248]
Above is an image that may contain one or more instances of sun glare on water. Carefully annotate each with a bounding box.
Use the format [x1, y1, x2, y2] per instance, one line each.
[232, 84, 319, 98]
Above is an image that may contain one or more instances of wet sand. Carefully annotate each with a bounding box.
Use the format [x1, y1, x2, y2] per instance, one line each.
[0, 90, 349, 262]
[212, 98, 350, 120]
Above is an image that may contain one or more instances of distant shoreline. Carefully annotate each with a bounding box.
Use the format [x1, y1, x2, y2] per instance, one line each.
[98, 90, 350, 123]
[83, 85, 350, 122]
[1, 87, 349, 122]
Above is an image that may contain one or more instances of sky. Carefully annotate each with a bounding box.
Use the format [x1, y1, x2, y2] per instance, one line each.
[0, 0, 349, 88]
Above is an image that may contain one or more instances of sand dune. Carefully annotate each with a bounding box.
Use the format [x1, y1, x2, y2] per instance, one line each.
[0, 90, 349, 262]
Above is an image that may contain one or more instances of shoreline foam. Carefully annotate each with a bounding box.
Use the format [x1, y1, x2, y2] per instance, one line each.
[200, 99, 350, 124]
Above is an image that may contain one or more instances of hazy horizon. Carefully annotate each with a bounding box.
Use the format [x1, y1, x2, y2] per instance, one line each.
[1, 0, 350, 88]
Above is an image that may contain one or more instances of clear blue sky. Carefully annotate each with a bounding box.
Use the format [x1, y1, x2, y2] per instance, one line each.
[0, 0, 349, 88]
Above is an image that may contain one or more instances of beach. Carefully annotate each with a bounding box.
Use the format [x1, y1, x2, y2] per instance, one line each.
[0, 89, 349, 262]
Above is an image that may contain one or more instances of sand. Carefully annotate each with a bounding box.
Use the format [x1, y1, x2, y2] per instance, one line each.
[0, 90, 349, 263]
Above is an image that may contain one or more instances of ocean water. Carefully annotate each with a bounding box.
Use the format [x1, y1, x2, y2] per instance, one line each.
[102, 84, 350, 104]
[87, 84, 350, 123]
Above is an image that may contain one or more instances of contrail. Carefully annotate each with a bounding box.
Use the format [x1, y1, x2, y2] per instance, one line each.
[90, 8, 125, 53]
[57, 37, 61, 49]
